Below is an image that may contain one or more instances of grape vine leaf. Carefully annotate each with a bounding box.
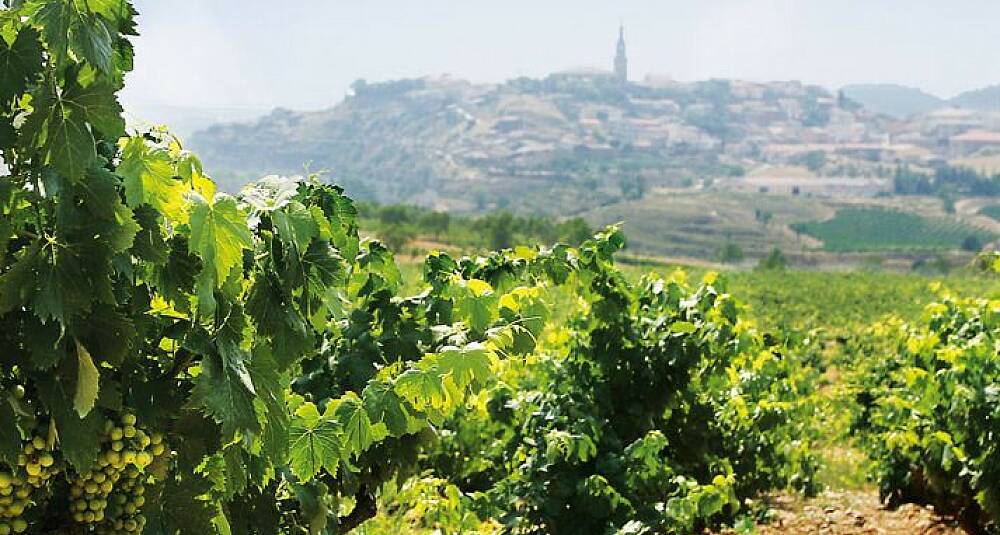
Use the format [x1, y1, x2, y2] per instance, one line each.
[72, 341, 100, 417]
[288, 402, 342, 481]
[362, 380, 412, 437]
[0, 241, 41, 314]
[45, 103, 96, 182]
[240, 174, 299, 212]
[438, 343, 493, 390]
[85, 0, 129, 20]
[191, 336, 260, 439]
[395, 360, 450, 412]
[449, 278, 498, 332]
[145, 475, 218, 535]
[248, 350, 289, 462]
[32, 236, 115, 323]
[32, 0, 73, 61]
[335, 391, 386, 457]
[36, 375, 104, 471]
[0, 26, 43, 104]
[63, 81, 125, 139]
[70, 13, 114, 75]
[273, 200, 319, 252]
[188, 193, 253, 287]
[0, 401, 19, 466]
[118, 136, 186, 219]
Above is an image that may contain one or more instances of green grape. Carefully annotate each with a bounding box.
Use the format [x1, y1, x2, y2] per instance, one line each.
[79, 411, 158, 534]
[0, 429, 61, 533]
[95, 466, 147, 535]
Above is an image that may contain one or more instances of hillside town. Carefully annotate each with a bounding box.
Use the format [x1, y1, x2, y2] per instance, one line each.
[191, 26, 1000, 210]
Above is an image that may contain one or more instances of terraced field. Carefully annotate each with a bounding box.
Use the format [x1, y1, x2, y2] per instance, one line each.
[582, 190, 830, 258]
[791, 207, 995, 252]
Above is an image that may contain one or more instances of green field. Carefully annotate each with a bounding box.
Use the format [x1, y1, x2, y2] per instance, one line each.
[791, 207, 995, 252]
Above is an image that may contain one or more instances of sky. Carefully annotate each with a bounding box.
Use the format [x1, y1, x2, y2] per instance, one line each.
[121, 0, 1000, 112]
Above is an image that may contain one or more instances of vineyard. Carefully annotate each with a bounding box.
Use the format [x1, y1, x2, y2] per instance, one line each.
[791, 207, 995, 252]
[2, 2, 1000, 534]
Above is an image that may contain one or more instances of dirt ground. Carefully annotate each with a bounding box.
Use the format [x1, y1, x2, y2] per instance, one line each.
[716, 490, 968, 535]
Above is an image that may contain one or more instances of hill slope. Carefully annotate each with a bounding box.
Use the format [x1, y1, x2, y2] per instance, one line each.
[189, 75, 883, 212]
[950, 84, 1000, 110]
[839, 83, 943, 118]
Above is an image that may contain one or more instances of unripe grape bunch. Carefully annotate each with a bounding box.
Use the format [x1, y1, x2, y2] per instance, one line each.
[0, 433, 58, 535]
[67, 412, 160, 532]
[0, 410, 168, 534]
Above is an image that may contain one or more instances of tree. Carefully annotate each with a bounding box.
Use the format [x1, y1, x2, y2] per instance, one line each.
[961, 235, 984, 252]
[758, 248, 787, 270]
[718, 242, 745, 264]
[377, 204, 410, 225]
[802, 150, 826, 173]
[380, 224, 415, 252]
[557, 217, 594, 245]
[420, 211, 451, 238]
[483, 212, 515, 250]
[755, 209, 773, 226]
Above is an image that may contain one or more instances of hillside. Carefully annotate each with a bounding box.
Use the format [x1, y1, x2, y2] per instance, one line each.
[950, 84, 1000, 110]
[189, 74, 888, 212]
[839, 83, 943, 118]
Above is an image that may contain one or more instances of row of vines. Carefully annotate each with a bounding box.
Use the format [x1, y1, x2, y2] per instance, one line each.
[850, 289, 1000, 534]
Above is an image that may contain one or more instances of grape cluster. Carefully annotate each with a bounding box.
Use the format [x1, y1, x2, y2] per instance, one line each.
[95, 466, 146, 534]
[68, 413, 157, 530]
[0, 471, 30, 535]
[0, 434, 59, 534]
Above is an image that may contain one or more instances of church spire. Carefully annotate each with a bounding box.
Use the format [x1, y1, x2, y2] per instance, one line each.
[614, 24, 627, 83]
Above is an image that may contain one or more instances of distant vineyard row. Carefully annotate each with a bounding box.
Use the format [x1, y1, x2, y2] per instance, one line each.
[792, 207, 995, 252]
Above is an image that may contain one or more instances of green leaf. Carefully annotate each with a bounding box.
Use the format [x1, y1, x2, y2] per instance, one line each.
[248, 350, 289, 462]
[288, 402, 342, 482]
[70, 14, 114, 75]
[85, 0, 128, 20]
[449, 277, 498, 332]
[45, 103, 96, 182]
[363, 380, 412, 437]
[273, 200, 318, 252]
[73, 341, 100, 418]
[395, 360, 449, 413]
[0, 26, 43, 104]
[0, 241, 41, 315]
[32, 0, 73, 61]
[36, 375, 104, 471]
[335, 392, 386, 457]
[0, 401, 20, 466]
[145, 475, 218, 535]
[437, 343, 493, 390]
[188, 193, 253, 286]
[118, 136, 186, 219]
[63, 81, 125, 139]
[191, 335, 259, 438]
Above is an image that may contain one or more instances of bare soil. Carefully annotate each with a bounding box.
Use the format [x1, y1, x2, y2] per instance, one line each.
[718, 491, 968, 535]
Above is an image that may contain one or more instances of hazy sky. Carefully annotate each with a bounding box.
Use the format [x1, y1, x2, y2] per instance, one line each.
[122, 0, 1000, 111]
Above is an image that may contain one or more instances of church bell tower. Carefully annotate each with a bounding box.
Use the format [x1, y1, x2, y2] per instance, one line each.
[614, 24, 627, 83]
